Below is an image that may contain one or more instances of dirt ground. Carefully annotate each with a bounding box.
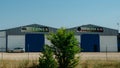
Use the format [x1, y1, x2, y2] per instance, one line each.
[0, 52, 120, 60]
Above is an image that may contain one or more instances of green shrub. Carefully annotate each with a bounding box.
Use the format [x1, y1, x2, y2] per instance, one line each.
[38, 45, 58, 68]
[47, 28, 80, 68]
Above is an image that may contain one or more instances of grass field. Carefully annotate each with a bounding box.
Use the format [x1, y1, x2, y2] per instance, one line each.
[0, 52, 120, 68]
[0, 59, 120, 68]
[77, 60, 120, 68]
[0, 60, 38, 68]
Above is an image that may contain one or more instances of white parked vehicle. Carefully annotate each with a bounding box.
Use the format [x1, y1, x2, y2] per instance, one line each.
[8, 47, 25, 53]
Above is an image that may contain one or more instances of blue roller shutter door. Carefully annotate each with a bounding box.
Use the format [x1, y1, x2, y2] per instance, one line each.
[25, 34, 44, 52]
[118, 38, 120, 52]
[81, 34, 100, 52]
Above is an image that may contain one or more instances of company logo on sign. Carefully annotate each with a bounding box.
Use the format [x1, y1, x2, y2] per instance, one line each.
[21, 27, 49, 32]
[77, 27, 103, 32]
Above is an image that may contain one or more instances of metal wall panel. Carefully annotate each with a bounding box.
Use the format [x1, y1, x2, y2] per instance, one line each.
[75, 35, 81, 47]
[45, 36, 52, 46]
[0, 31, 6, 51]
[100, 36, 118, 52]
[0, 31, 6, 37]
[81, 34, 100, 52]
[8, 35, 25, 50]
[25, 34, 44, 52]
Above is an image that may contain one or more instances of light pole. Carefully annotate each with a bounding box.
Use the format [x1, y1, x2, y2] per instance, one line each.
[2, 47, 3, 61]
[1, 46, 3, 67]
[28, 44, 29, 61]
[106, 45, 108, 61]
[1, 46, 3, 61]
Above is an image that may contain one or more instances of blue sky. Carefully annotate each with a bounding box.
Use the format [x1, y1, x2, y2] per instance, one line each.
[0, 0, 120, 30]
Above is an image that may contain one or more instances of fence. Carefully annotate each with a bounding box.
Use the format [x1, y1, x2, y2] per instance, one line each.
[0, 52, 40, 68]
[0, 52, 120, 68]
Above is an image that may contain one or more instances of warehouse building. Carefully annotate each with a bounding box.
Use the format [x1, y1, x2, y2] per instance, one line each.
[0, 24, 119, 52]
[68, 24, 118, 52]
[0, 24, 57, 52]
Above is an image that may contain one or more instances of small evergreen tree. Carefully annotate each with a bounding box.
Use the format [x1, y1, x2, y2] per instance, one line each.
[38, 45, 58, 68]
[47, 28, 80, 68]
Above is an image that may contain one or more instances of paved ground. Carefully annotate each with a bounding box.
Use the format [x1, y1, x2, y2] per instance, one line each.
[0, 52, 120, 60]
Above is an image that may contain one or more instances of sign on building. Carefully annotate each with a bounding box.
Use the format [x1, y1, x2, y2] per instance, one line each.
[21, 27, 49, 32]
[77, 27, 103, 32]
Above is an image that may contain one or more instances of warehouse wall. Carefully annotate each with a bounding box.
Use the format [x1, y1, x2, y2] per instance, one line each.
[75, 35, 81, 47]
[0, 31, 6, 51]
[8, 35, 25, 50]
[45, 36, 52, 46]
[100, 36, 118, 52]
[0, 24, 119, 52]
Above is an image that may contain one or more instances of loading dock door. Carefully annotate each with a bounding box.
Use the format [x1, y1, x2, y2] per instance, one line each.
[8, 35, 25, 51]
[100, 36, 117, 52]
[25, 34, 44, 52]
[81, 34, 100, 52]
[0, 31, 6, 52]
